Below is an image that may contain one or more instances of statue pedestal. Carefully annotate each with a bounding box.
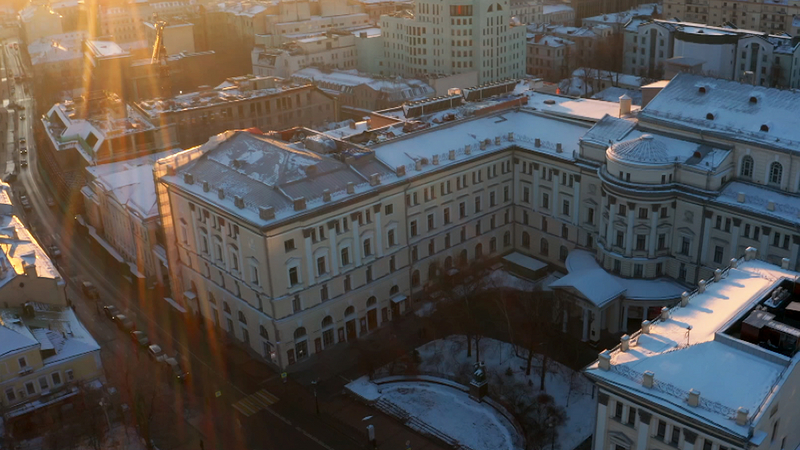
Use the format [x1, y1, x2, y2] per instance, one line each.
[469, 379, 488, 402]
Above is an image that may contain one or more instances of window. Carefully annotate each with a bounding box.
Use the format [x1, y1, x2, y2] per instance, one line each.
[741, 155, 754, 177]
[682, 237, 691, 254]
[660, 207, 668, 218]
[284, 239, 296, 252]
[292, 296, 301, 313]
[475, 196, 482, 213]
[540, 238, 549, 256]
[427, 214, 435, 230]
[490, 191, 496, 207]
[5, 388, 15, 402]
[364, 239, 372, 257]
[769, 162, 783, 185]
[18, 357, 27, 369]
[66, 370, 74, 381]
[614, 401, 623, 419]
[503, 231, 511, 247]
[317, 257, 327, 276]
[251, 265, 260, 286]
[639, 208, 648, 219]
[636, 235, 646, 251]
[475, 221, 482, 236]
[25, 382, 35, 396]
[320, 284, 329, 301]
[616, 231, 624, 248]
[619, 204, 627, 216]
[411, 246, 418, 262]
[490, 238, 497, 253]
[459, 202, 466, 218]
[389, 255, 396, 272]
[670, 426, 680, 445]
[561, 225, 569, 239]
[587, 208, 595, 224]
[542, 217, 548, 233]
[288, 266, 299, 286]
[542, 192, 549, 209]
[428, 239, 435, 255]
[341, 247, 350, 266]
[559, 246, 568, 261]
[385, 204, 394, 215]
[366, 265, 373, 282]
[444, 208, 451, 224]
[410, 221, 418, 237]
[627, 407, 636, 425]
[656, 420, 666, 439]
[658, 233, 666, 250]
[562, 200, 570, 216]
[714, 246, 724, 264]
[523, 186, 530, 203]
[344, 274, 352, 292]
[522, 232, 531, 248]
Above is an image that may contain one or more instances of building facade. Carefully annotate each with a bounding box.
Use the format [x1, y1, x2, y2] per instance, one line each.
[510, 0, 544, 24]
[526, 34, 574, 81]
[379, 0, 527, 83]
[663, 0, 800, 33]
[542, 4, 575, 26]
[252, 31, 360, 78]
[132, 75, 338, 149]
[155, 74, 800, 368]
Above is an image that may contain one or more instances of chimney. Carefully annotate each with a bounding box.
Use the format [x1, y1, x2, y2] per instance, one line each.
[396, 166, 406, 176]
[480, 140, 487, 150]
[598, 350, 611, 370]
[642, 371, 654, 388]
[495, 136, 501, 145]
[202, 181, 210, 192]
[218, 188, 225, 200]
[415, 160, 423, 171]
[730, 257, 738, 269]
[735, 407, 749, 426]
[680, 292, 690, 307]
[258, 206, 275, 220]
[535, 138, 541, 147]
[24, 262, 37, 279]
[167, 166, 176, 176]
[508, 132, 514, 142]
[449, 149, 456, 160]
[349, 121, 357, 129]
[294, 197, 306, 211]
[322, 189, 331, 202]
[641, 320, 651, 334]
[556, 143, 563, 153]
[619, 94, 632, 116]
[305, 164, 318, 177]
[432, 155, 439, 165]
[697, 279, 707, 293]
[232, 159, 241, 169]
[346, 182, 355, 194]
[369, 173, 381, 186]
[767, 201, 775, 211]
[782, 257, 790, 270]
[714, 268, 723, 282]
[745, 246, 757, 261]
[464, 144, 471, 155]
[620, 334, 630, 352]
[660, 307, 669, 321]
[234, 195, 245, 209]
[183, 173, 194, 184]
[737, 192, 745, 203]
[687, 389, 700, 407]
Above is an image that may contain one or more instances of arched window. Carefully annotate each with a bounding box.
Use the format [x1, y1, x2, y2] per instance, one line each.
[428, 263, 438, 280]
[522, 231, 531, 248]
[475, 243, 483, 259]
[260, 325, 269, 339]
[321, 316, 334, 328]
[294, 327, 307, 339]
[541, 238, 549, 256]
[223, 301, 231, 314]
[367, 296, 377, 308]
[444, 256, 453, 269]
[769, 162, 783, 185]
[390, 285, 400, 296]
[740, 155, 754, 178]
[488, 4, 493, 12]
[459, 249, 468, 266]
[503, 231, 511, 247]
[238, 311, 247, 324]
[411, 270, 421, 287]
[559, 246, 568, 262]
[344, 306, 355, 317]
[294, 327, 308, 359]
[496, 3, 502, 10]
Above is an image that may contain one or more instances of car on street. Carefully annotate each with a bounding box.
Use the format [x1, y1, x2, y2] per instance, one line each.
[103, 305, 120, 319]
[164, 357, 189, 382]
[115, 314, 136, 332]
[19, 195, 31, 211]
[19, 115, 24, 121]
[147, 344, 166, 362]
[82, 281, 99, 299]
[19, 159, 27, 168]
[130, 330, 150, 348]
[48, 244, 61, 259]
[19, 138, 25, 144]
[19, 147, 27, 154]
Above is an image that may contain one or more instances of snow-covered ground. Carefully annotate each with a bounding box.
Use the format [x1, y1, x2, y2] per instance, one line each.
[348, 336, 596, 450]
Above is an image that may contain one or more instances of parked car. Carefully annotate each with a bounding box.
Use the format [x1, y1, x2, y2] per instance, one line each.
[18, 138, 25, 144]
[147, 344, 166, 362]
[48, 244, 61, 259]
[19, 159, 27, 168]
[103, 305, 120, 320]
[164, 357, 189, 382]
[19, 147, 27, 154]
[19, 195, 31, 211]
[82, 281, 99, 299]
[130, 330, 150, 348]
[115, 314, 136, 332]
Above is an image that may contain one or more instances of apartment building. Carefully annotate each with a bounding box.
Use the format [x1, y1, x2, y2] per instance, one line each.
[154, 74, 800, 367]
[526, 34, 574, 81]
[622, 20, 800, 88]
[292, 67, 434, 112]
[585, 253, 800, 450]
[252, 31, 359, 78]
[92, 0, 197, 44]
[527, 23, 611, 67]
[510, 0, 544, 25]
[379, 0, 527, 83]
[663, 0, 800, 33]
[0, 182, 103, 437]
[542, 4, 575, 26]
[356, 0, 414, 23]
[28, 31, 87, 104]
[19, 2, 64, 44]
[132, 75, 337, 149]
[581, 3, 660, 33]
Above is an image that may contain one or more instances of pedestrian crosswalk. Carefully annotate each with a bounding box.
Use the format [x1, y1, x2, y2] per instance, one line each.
[231, 389, 280, 417]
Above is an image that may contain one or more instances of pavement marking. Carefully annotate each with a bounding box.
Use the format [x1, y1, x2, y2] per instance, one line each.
[231, 389, 280, 417]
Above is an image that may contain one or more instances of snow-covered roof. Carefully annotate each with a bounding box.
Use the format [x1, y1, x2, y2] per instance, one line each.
[27, 31, 87, 65]
[0, 212, 62, 290]
[640, 73, 800, 152]
[571, 68, 644, 88]
[0, 311, 39, 357]
[592, 86, 642, 106]
[582, 3, 660, 24]
[525, 91, 638, 121]
[85, 40, 128, 58]
[502, 252, 548, 272]
[528, 34, 574, 47]
[292, 68, 435, 102]
[550, 250, 685, 307]
[542, 4, 573, 15]
[716, 182, 800, 226]
[586, 258, 800, 437]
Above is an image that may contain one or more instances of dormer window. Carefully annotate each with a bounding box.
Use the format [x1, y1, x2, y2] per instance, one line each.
[706, 113, 715, 120]
[760, 124, 770, 132]
[698, 86, 707, 94]
[749, 96, 758, 104]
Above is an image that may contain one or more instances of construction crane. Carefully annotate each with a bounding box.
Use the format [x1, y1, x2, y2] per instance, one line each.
[150, 20, 171, 98]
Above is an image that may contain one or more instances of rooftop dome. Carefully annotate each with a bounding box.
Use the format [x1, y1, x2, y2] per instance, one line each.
[607, 134, 671, 164]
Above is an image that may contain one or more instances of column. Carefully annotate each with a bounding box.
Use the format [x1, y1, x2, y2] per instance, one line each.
[572, 175, 581, 226]
[373, 204, 384, 257]
[730, 218, 741, 258]
[327, 221, 339, 276]
[621, 304, 629, 333]
[351, 212, 362, 266]
[682, 429, 697, 450]
[699, 210, 713, 265]
[582, 308, 590, 342]
[760, 226, 771, 262]
[593, 393, 609, 450]
[625, 204, 635, 256]
[635, 410, 652, 450]
[791, 235, 800, 270]
[303, 229, 315, 285]
[606, 197, 616, 246]
[648, 205, 659, 258]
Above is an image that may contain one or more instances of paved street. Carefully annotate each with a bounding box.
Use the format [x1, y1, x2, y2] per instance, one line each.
[0, 36, 447, 450]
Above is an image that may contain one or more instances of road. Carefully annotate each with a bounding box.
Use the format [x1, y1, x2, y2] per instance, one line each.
[0, 37, 371, 450]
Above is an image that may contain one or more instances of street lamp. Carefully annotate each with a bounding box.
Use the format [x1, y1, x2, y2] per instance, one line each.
[311, 379, 320, 415]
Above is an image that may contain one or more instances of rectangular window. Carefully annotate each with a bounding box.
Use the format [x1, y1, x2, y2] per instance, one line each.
[317, 256, 327, 276]
[344, 275, 352, 292]
[364, 239, 372, 257]
[475, 196, 482, 213]
[616, 231, 624, 248]
[320, 284, 328, 301]
[619, 204, 627, 216]
[25, 382, 35, 396]
[289, 267, 299, 286]
[523, 186, 530, 203]
[18, 357, 26, 369]
[542, 217, 548, 233]
[459, 202, 466, 218]
[341, 247, 350, 266]
[366, 266, 373, 282]
[587, 208, 595, 224]
[428, 214, 435, 230]
[670, 426, 680, 445]
[503, 186, 510, 202]
[542, 192, 549, 209]
[284, 239, 295, 252]
[682, 237, 691, 255]
[444, 208, 451, 224]
[388, 229, 396, 247]
[410, 221, 418, 237]
[639, 208, 648, 219]
[66, 370, 74, 381]
[656, 420, 666, 439]
[385, 204, 394, 215]
[627, 407, 636, 425]
[292, 296, 301, 313]
[390, 255, 396, 272]
[489, 191, 496, 207]
[636, 235, 646, 251]
[562, 200, 570, 216]
[5, 388, 15, 402]
[660, 207, 668, 218]
[714, 246, 724, 264]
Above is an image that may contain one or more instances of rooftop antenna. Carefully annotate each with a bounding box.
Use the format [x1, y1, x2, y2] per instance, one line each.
[685, 325, 692, 346]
